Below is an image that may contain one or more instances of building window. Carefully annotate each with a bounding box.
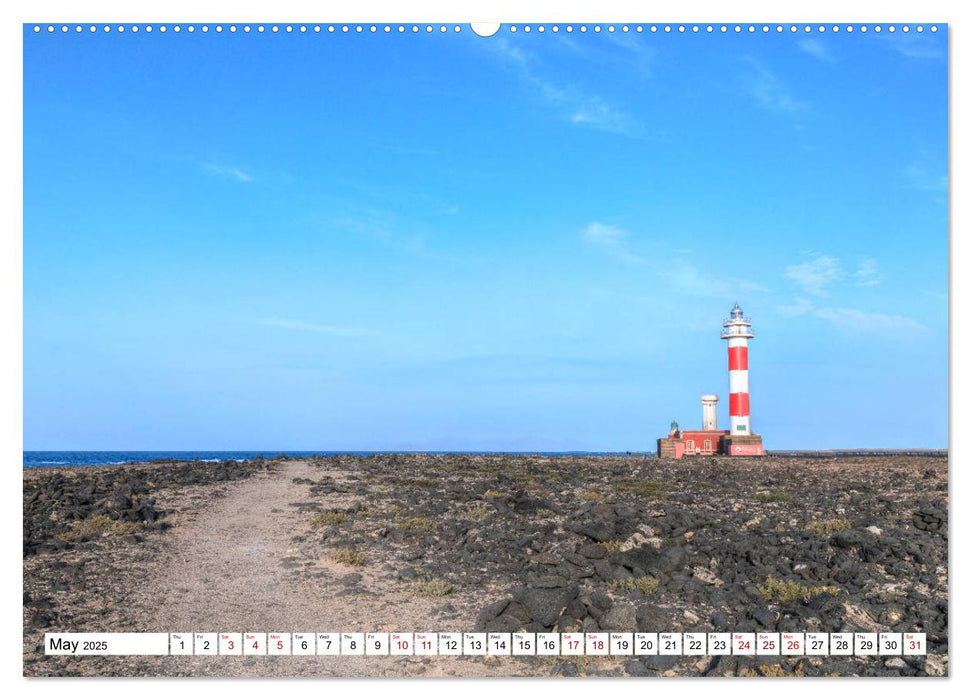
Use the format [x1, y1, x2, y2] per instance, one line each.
[685, 440, 694, 451]
[704, 439, 712, 453]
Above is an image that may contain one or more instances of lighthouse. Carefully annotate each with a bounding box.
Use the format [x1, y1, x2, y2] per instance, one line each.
[719, 303, 765, 455]
[656, 303, 765, 458]
[722, 303, 754, 436]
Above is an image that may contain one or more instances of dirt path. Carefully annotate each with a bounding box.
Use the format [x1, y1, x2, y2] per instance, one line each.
[136, 460, 532, 677]
[145, 460, 321, 631]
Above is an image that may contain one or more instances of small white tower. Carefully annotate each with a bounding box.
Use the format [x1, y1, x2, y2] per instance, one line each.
[700, 394, 719, 431]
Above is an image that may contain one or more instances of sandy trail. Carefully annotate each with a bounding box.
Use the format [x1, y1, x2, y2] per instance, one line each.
[137, 460, 531, 677]
[147, 460, 323, 631]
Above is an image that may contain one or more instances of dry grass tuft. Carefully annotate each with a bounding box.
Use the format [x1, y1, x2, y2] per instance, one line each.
[411, 579, 455, 597]
[756, 575, 839, 603]
[739, 664, 805, 677]
[601, 540, 625, 555]
[465, 505, 492, 521]
[807, 518, 852, 535]
[395, 516, 436, 532]
[56, 515, 142, 541]
[331, 548, 365, 566]
[607, 576, 660, 595]
[308, 511, 349, 527]
[754, 491, 793, 503]
[617, 479, 669, 498]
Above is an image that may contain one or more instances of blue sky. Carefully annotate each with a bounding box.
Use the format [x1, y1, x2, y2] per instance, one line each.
[23, 25, 948, 450]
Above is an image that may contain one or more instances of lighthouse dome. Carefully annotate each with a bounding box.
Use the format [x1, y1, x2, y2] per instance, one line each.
[730, 303, 744, 319]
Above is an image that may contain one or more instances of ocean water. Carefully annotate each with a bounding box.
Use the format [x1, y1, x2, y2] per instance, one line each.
[23, 450, 649, 467]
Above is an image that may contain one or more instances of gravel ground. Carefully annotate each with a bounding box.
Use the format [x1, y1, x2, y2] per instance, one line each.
[23, 453, 947, 677]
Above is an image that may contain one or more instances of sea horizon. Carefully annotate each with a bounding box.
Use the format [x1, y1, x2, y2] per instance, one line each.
[23, 447, 948, 467]
[22, 449, 657, 467]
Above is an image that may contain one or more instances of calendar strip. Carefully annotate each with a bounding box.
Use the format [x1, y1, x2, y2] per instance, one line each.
[45, 632, 927, 657]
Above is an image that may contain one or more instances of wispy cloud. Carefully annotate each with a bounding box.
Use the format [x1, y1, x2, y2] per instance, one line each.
[744, 59, 808, 115]
[252, 318, 371, 337]
[812, 307, 925, 332]
[777, 296, 813, 316]
[775, 296, 925, 333]
[604, 31, 654, 55]
[854, 259, 882, 287]
[555, 31, 656, 75]
[884, 33, 947, 61]
[331, 210, 394, 240]
[903, 163, 948, 192]
[581, 222, 764, 296]
[662, 262, 766, 299]
[491, 35, 528, 67]
[798, 38, 835, 63]
[570, 97, 641, 136]
[322, 206, 432, 258]
[203, 163, 253, 182]
[582, 222, 645, 264]
[489, 37, 642, 138]
[785, 255, 842, 296]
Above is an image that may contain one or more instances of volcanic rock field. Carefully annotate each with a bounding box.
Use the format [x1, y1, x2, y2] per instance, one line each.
[23, 453, 948, 677]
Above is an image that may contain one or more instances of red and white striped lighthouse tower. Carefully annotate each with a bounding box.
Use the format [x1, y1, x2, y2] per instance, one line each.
[722, 303, 754, 436]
